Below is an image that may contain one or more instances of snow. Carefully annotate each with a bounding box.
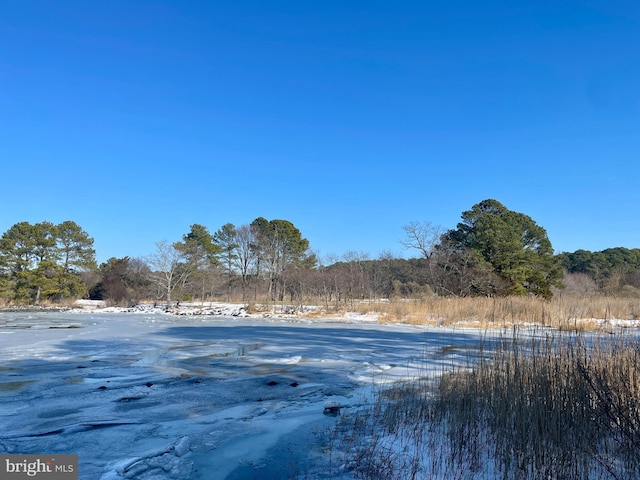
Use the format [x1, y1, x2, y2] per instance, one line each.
[0, 309, 513, 479]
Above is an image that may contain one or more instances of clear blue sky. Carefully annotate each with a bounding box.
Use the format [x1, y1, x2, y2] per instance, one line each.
[1, 1, 638, 264]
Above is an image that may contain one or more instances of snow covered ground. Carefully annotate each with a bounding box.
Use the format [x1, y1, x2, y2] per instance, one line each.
[0, 309, 505, 479]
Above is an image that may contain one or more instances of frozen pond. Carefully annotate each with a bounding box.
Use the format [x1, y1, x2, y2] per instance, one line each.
[0, 311, 501, 479]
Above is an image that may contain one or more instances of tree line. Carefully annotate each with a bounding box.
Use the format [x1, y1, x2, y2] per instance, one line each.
[1, 200, 638, 306]
[558, 247, 640, 294]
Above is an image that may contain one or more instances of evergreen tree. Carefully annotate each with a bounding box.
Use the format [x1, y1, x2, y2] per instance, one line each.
[441, 199, 563, 298]
[55, 221, 97, 299]
[174, 224, 220, 303]
[213, 223, 239, 301]
[250, 217, 315, 300]
[0, 221, 96, 303]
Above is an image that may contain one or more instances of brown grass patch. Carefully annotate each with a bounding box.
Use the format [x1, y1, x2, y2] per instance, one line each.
[346, 294, 640, 331]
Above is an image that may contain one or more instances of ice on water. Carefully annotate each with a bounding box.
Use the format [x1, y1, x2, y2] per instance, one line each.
[0, 311, 496, 479]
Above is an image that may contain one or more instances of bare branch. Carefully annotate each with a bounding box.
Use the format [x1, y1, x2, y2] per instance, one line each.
[401, 221, 442, 259]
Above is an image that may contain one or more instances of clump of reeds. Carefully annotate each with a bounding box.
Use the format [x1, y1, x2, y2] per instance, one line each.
[433, 333, 640, 479]
[328, 332, 640, 479]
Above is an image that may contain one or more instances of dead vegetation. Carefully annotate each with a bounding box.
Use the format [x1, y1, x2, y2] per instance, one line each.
[328, 332, 640, 479]
[344, 294, 640, 330]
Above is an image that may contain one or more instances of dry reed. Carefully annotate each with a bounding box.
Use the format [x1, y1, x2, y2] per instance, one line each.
[347, 295, 640, 330]
[329, 332, 640, 479]
[433, 333, 640, 479]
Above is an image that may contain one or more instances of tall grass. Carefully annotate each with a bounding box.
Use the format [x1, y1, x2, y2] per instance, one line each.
[435, 334, 640, 479]
[347, 295, 640, 329]
[330, 332, 640, 479]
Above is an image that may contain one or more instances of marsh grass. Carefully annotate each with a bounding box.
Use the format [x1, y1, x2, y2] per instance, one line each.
[348, 295, 640, 330]
[331, 332, 640, 479]
[435, 333, 640, 479]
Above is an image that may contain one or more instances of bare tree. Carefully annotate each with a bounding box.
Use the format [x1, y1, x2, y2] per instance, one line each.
[145, 240, 191, 308]
[562, 271, 598, 295]
[319, 254, 340, 308]
[401, 221, 442, 259]
[343, 251, 371, 304]
[401, 221, 443, 292]
[233, 224, 257, 301]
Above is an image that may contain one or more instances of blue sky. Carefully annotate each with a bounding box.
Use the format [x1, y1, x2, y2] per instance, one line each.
[1, 1, 638, 264]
